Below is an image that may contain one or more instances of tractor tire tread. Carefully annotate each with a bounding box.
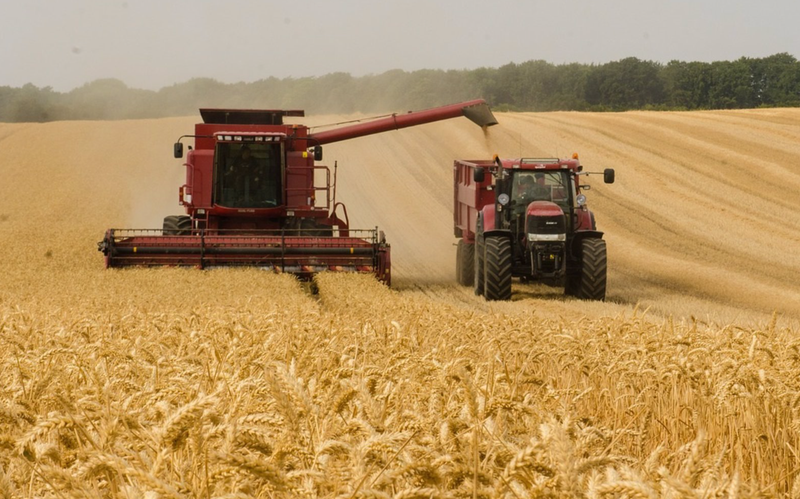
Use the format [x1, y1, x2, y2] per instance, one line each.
[484, 237, 512, 301]
[456, 239, 475, 286]
[576, 238, 607, 301]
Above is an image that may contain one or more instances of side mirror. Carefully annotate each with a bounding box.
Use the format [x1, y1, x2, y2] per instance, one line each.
[314, 145, 323, 161]
[174, 142, 184, 159]
[473, 168, 485, 183]
[604, 168, 615, 184]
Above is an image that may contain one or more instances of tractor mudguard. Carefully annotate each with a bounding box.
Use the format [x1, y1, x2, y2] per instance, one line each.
[576, 208, 596, 231]
[483, 229, 513, 240]
[480, 205, 497, 231]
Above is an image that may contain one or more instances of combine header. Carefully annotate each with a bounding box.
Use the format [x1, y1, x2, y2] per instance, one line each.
[98, 100, 497, 284]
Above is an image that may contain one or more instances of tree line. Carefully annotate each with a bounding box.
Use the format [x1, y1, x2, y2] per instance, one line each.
[1, 53, 798, 122]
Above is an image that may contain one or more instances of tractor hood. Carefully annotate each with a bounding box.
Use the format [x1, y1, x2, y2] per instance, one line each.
[525, 201, 566, 243]
[526, 200, 563, 218]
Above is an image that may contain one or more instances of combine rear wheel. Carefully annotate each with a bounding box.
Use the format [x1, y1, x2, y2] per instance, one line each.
[483, 237, 512, 301]
[456, 239, 475, 286]
[566, 238, 607, 301]
[163, 215, 191, 235]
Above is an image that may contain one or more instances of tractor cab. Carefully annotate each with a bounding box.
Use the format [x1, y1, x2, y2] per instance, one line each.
[508, 168, 574, 214]
[495, 164, 576, 279]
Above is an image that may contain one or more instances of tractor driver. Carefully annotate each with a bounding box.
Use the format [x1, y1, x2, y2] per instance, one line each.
[532, 173, 550, 200]
[516, 175, 534, 201]
[516, 173, 550, 202]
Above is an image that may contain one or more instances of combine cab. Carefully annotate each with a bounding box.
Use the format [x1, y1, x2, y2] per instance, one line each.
[99, 101, 497, 284]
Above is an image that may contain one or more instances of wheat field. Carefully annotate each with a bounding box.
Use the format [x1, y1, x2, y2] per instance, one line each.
[1, 109, 800, 497]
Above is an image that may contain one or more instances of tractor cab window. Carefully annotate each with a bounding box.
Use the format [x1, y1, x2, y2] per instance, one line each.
[215, 142, 283, 208]
[512, 171, 571, 210]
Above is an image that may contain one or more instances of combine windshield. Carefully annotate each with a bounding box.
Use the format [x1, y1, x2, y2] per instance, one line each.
[511, 170, 572, 212]
[214, 141, 283, 208]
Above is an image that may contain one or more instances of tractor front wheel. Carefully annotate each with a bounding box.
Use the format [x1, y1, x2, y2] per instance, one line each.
[566, 238, 607, 301]
[484, 236, 512, 301]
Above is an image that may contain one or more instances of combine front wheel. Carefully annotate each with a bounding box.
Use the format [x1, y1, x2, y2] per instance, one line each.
[567, 238, 607, 301]
[456, 239, 475, 286]
[163, 215, 191, 235]
[483, 237, 512, 301]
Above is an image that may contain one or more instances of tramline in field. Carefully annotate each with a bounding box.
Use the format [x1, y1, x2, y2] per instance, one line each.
[98, 100, 498, 284]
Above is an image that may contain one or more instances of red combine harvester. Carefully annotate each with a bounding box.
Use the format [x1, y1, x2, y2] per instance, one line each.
[98, 100, 497, 285]
[453, 155, 614, 300]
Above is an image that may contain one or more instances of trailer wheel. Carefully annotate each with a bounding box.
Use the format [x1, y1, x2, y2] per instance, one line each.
[474, 235, 485, 296]
[456, 239, 475, 286]
[163, 215, 191, 235]
[484, 237, 512, 301]
[567, 238, 607, 301]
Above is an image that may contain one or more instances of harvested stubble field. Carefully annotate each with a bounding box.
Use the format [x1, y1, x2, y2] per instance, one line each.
[1, 109, 800, 498]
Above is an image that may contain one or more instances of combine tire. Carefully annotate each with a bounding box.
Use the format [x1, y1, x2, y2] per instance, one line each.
[300, 218, 334, 237]
[483, 237, 512, 301]
[456, 239, 475, 286]
[163, 215, 192, 235]
[474, 235, 485, 296]
[566, 238, 607, 301]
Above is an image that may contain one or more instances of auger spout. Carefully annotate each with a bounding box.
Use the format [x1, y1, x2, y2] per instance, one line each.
[309, 99, 497, 145]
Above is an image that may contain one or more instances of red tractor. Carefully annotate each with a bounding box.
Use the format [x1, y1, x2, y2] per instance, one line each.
[453, 155, 614, 300]
[98, 100, 497, 285]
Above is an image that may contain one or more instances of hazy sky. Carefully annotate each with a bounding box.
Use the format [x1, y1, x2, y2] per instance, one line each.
[2, 0, 798, 92]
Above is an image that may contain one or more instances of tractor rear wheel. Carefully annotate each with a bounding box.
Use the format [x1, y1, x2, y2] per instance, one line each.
[474, 235, 485, 296]
[566, 238, 607, 301]
[163, 215, 191, 235]
[483, 237, 512, 301]
[456, 239, 475, 286]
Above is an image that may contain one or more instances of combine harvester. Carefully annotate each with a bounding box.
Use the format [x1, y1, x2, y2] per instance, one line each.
[453, 155, 614, 300]
[98, 100, 497, 285]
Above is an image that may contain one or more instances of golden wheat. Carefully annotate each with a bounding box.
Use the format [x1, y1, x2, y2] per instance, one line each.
[2, 110, 800, 497]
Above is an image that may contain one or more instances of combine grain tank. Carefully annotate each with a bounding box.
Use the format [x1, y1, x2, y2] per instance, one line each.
[98, 100, 497, 285]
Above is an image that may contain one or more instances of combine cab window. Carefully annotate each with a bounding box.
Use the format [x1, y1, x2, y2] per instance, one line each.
[214, 142, 283, 208]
